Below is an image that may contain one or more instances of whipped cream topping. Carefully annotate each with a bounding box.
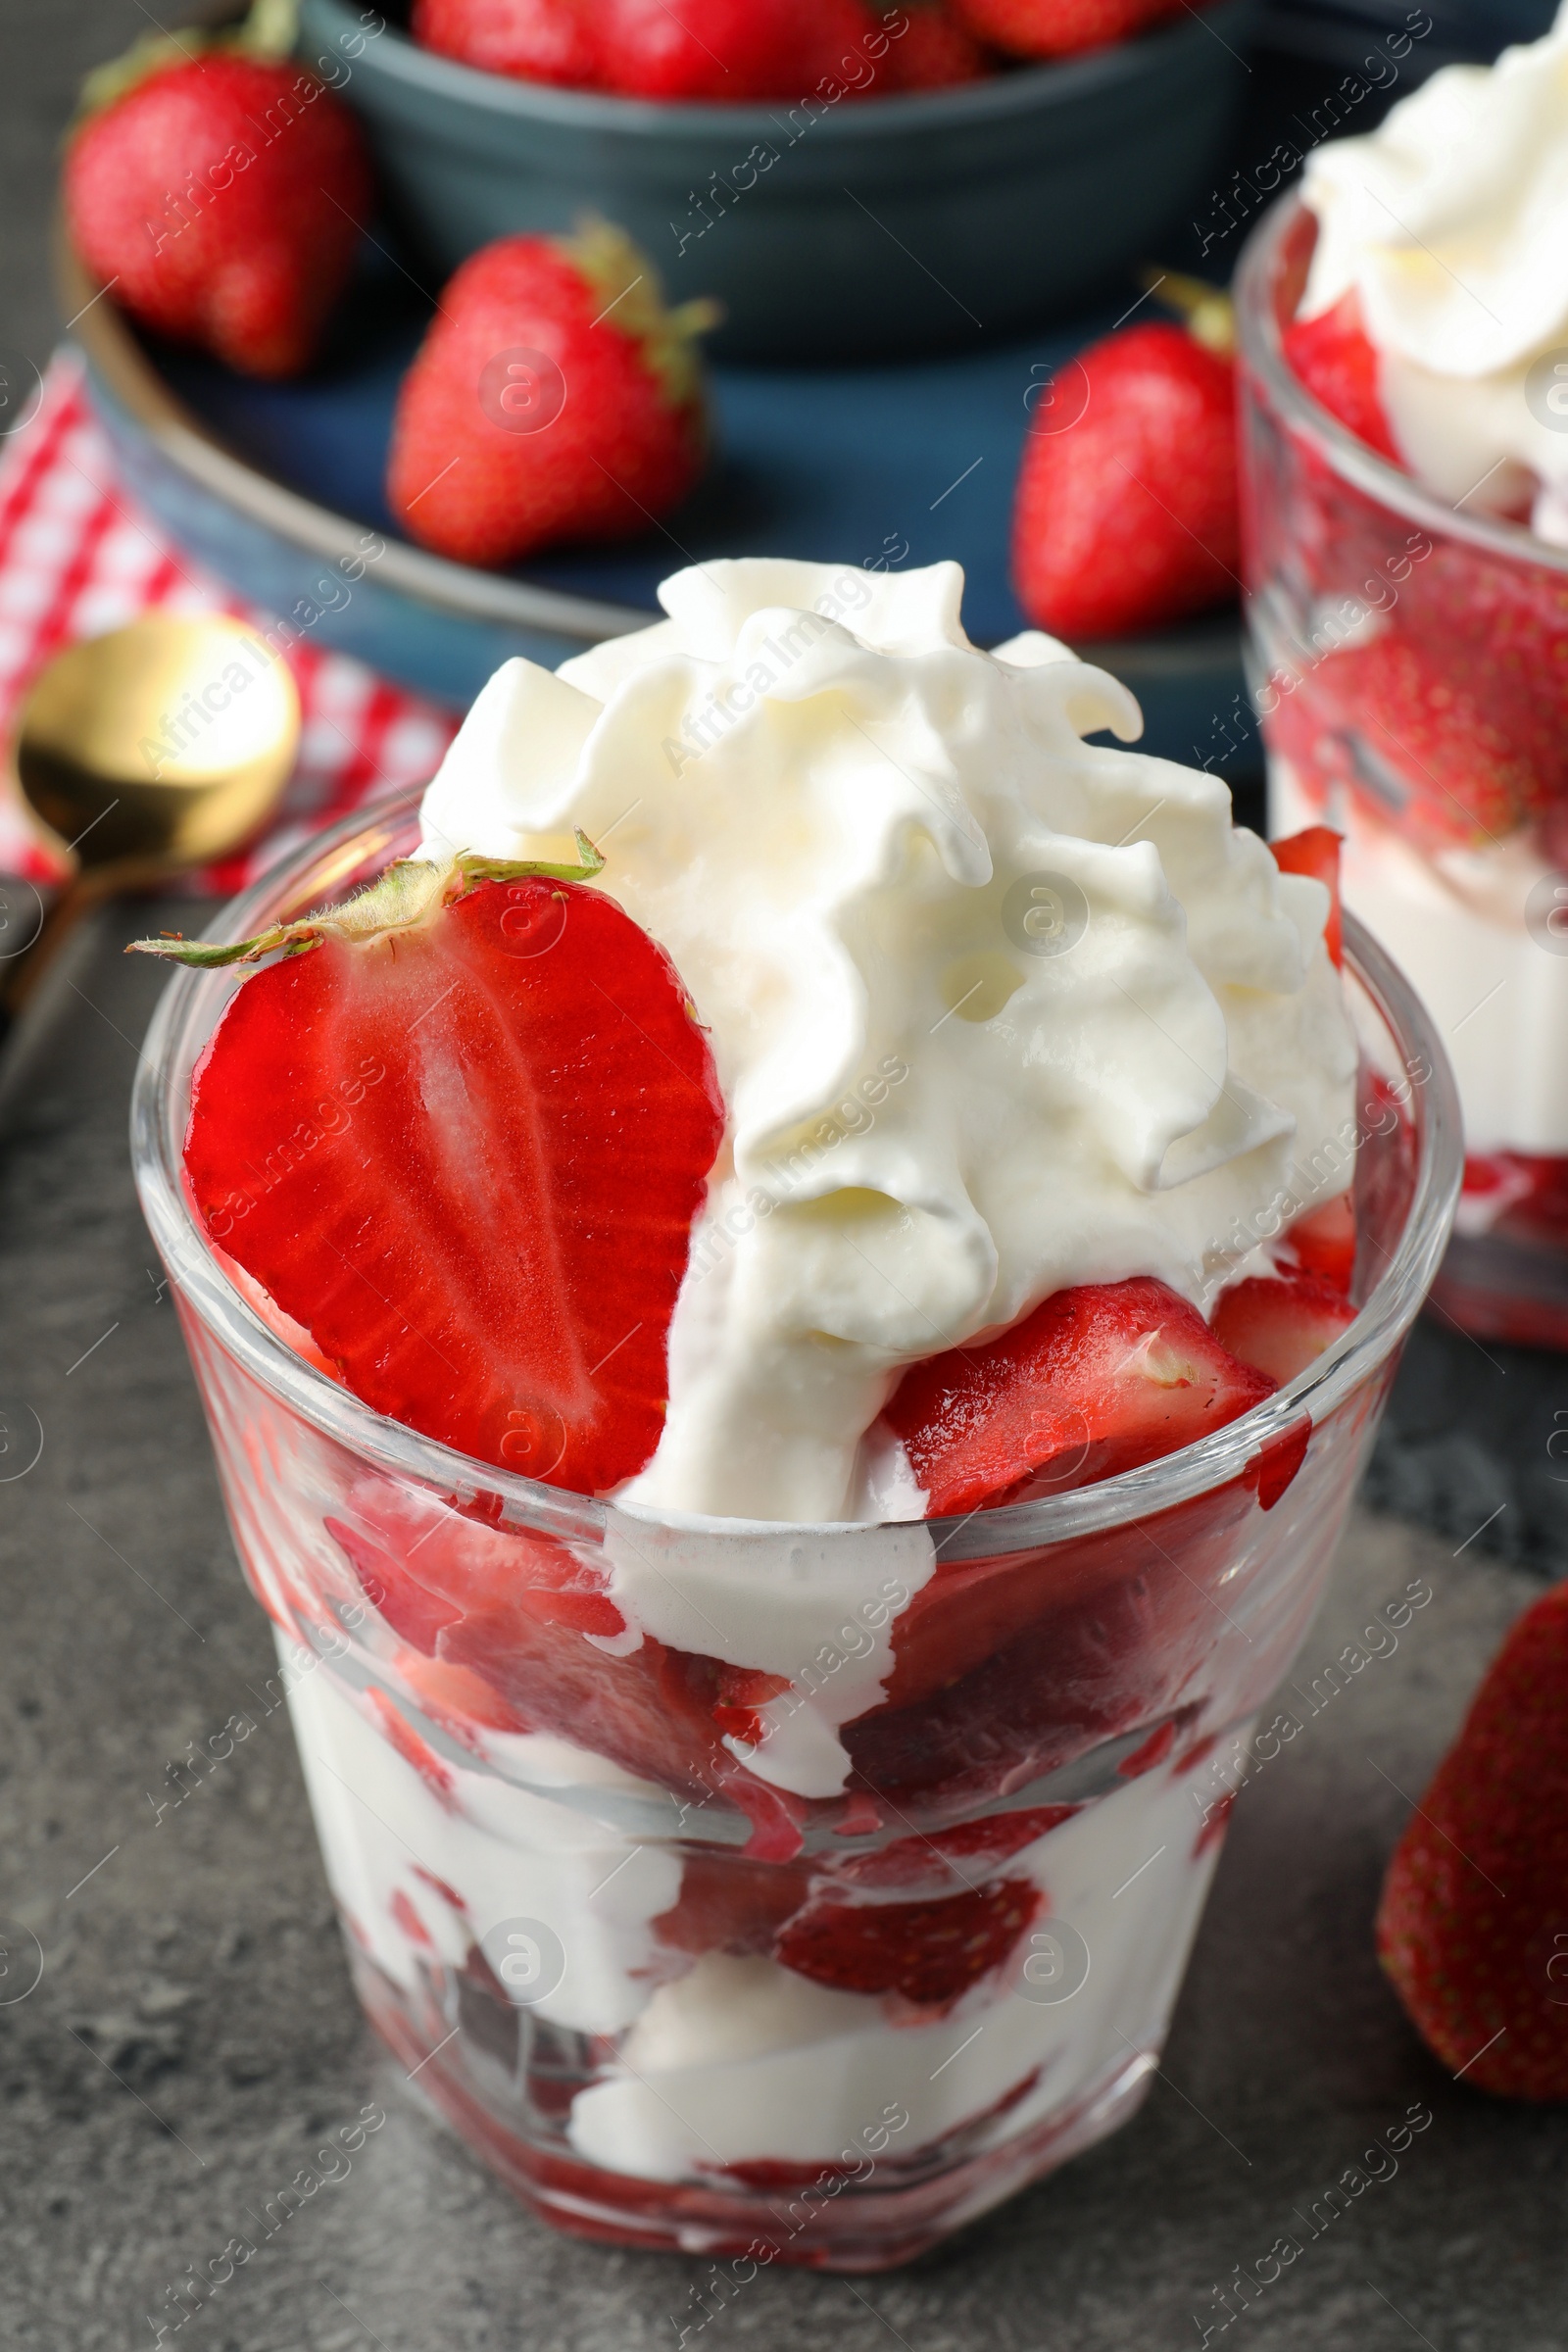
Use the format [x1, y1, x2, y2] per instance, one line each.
[420, 561, 1355, 1524]
[1299, 6, 1568, 532]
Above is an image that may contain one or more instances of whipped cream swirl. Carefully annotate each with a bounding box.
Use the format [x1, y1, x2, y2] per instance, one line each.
[1300, 5, 1568, 534]
[420, 561, 1355, 1524]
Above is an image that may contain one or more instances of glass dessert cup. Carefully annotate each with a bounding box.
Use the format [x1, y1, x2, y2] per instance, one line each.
[131, 799, 1459, 2273]
[1236, 190, 1568, 1348]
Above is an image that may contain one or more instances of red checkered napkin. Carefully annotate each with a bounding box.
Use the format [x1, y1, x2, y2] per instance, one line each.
[0, 349, 459, 894]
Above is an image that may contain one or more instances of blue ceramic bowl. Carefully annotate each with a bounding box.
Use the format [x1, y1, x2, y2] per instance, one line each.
[62, 233, 1255, 779]
[298, 0, 1256, 361]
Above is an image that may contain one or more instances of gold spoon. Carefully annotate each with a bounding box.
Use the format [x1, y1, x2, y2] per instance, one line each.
[1, 612, 301, 1028]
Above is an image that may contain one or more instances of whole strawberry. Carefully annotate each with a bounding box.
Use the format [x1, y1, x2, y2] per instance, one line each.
[951, 0, 1177, 57]
[596, 0, 817, 99]
[64, 54, 372, 378]
[412, 0, 600, 84]
[1012, 303, 1239, 641]
[884, 0, 993, 86]
[1378, 1580, 1568, 2099]
[386, 225, 713, 568]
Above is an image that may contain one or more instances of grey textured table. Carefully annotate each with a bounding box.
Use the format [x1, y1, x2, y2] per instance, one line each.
[3, 10, 1568, 2345]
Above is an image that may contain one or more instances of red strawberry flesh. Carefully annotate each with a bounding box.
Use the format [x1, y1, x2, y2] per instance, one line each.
[884, 1276, 1275, 1518]
[1210, 1273, 1355, 1386]
[183, 876, 722, 1493]
[774, 1877, 1039, 2006]
[1277, 1193, 1356, 1294]
[1282, 289, 1402, 466]
[1270, 823, 1343, 968]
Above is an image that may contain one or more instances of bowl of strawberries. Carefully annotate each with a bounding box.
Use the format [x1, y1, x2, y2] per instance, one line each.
[296, 0, 1256, 359]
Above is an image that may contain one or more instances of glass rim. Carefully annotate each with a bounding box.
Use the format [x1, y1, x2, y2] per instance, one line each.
[130, 788, 1462, 1564]
[1234, 188, 1568, 578]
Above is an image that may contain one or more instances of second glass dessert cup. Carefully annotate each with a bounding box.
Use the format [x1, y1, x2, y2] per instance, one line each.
[131, 800, 1460, 2271]
[1237, 190, 1568, 1348]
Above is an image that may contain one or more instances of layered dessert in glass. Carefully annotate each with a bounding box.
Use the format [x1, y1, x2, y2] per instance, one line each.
[1237, 8, 1568, 1344]
[131, 562, 1458, 2267]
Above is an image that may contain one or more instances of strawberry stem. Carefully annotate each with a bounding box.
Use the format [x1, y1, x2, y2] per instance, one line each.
[559, 219, 720, 412]
[126, 833, 606, 967]
[75, 0, 301, 122]
[1141, 267, 1235, 358]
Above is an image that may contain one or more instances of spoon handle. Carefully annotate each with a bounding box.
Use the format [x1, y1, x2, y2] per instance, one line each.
[0, 874, 52, 1056]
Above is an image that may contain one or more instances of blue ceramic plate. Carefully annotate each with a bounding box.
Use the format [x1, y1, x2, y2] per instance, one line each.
[68, 235, 1254, 778]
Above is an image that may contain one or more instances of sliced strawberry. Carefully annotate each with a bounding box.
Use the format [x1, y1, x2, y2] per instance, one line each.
[1270, 822, 1343, 968]
[652, 1851, 812, 1958]
[1210, 1273, 1356, 1385]
[1117, 1717, 1178, 1778]
[1397, 542, 1568, 810]
[1282, 289, 1402, 466]
[711, 1665, 794, 1748]
[828, 1804, 1080, 1894]
[1278, 1192, 1355, 1294]
[363, 1688, 458, 1810]
[1317, 633, 1532, 849]
[774, 1878, 1038, 2007]
[153, 853, 724, 1494]
[849, 1479, 1258, 1811]
[328, 1477, 806, 1858]
[1461, 1152, 1568, 1247]
[884, 1277, 1275, 1519]
[1249, 1416, 1312, 1511]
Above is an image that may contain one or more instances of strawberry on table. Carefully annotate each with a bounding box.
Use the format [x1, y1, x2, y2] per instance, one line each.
[132, 843, 724, 1494]
[386, 225, 714, 568]
[64, 50, 371, 378]
[883, 1276, 1274, 1518]
[1282, 289, 1402, 466]
[1378, 1579, 1568, 2098]
[412, 0, 601, 84]
[951, 0, 1177, 56]
[1012, 299, 1240, 641]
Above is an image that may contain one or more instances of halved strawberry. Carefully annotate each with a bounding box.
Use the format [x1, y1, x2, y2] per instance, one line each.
[1282, 289, 1402, 466]
[1278, 1192, 1355, 1294]
[773, 1877, 1039, 2008]
[1270, 822, 1343, 968]
[883, 1277, 1275, 1519]
[134, 848, 723, 1494]
[1210, 1273, 1355, 1385]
